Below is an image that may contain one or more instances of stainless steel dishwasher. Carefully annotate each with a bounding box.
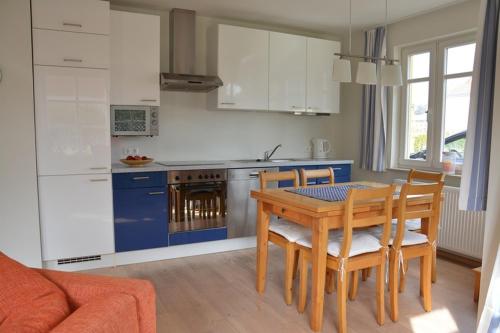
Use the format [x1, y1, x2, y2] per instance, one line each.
[227, 167, 279, 238]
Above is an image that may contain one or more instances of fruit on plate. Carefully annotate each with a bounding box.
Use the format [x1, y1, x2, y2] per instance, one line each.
[125, 155, 151, 161]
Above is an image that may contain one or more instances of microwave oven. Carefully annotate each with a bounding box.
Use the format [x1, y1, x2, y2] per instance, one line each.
[111, 105, 159, 136]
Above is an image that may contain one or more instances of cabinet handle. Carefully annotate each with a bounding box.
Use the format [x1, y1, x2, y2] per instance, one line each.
[132, 176, 150, 181]
[90, 179, 108, 182]
[249, 173, 260, 178]
[140, 99, 157, 102]
[62, 22, 83, 28]
[90, 167, 108, 170]
[220, 102, 235, 105]
[63, 58, 83, 63]
[148, 191, 165, 195]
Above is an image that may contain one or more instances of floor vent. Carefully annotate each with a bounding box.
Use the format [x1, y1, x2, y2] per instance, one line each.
[57, 255, 102, 265]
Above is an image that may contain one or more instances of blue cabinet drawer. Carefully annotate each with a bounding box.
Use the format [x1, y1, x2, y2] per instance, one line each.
[113, 186, 169, 252]
[327, 164, 351, 177]
[169, 228, 227, 246]
[113, 172, 166, 189]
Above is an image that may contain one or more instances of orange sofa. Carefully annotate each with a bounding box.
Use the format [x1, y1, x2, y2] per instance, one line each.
[0, 252, 156, 333]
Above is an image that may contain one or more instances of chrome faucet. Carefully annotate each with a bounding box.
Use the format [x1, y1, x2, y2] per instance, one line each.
[264, 144, 282, 161]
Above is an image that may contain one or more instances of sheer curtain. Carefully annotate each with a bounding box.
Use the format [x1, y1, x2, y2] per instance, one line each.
[360, 27, 387, 172]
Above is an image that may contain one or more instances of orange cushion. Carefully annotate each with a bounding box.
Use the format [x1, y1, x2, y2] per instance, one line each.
[0, 253, 70, 333]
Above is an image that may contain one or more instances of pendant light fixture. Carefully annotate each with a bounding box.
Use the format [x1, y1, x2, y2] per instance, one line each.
[333, 0, 402, 86]
[380, 0, 402, 86]
[332, 0, 352, 82]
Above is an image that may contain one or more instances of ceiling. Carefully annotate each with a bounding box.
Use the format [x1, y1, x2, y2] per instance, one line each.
[111, 0, 470, 34]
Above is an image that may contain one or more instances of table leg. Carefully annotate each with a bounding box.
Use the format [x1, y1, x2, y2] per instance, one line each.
[256, 201, 270, 293]
[310, 218, 329, 332]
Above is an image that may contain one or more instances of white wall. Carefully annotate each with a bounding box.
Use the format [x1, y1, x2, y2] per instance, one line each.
[0, 0, 42, 267]
[334, 0, 481, 186]
[110, 6, 342, 162]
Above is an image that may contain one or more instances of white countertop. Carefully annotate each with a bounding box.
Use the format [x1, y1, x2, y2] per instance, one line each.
[112, 159, 354, 173]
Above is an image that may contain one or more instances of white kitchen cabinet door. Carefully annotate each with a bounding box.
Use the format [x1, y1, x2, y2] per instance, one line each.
[38, 174, 114, 261]
[33, 29, 109, 69]
[110, 11, 160, 106]
[32, 0, 109, 35]
[34, 66, 111, 176]
[217, 25, 269, 110]
[306, 38, 340, 114]
[269, 32, 307, 112]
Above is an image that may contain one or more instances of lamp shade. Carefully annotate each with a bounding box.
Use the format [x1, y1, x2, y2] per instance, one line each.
[332, 58, 352, 82]
[356, 61, 377, 85]
[381, 63, 403, 86]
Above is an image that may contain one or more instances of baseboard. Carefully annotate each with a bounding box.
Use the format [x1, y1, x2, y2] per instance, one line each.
[437, 248, 482, 268]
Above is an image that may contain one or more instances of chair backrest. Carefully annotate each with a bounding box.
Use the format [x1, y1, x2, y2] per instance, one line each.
[339, 185, 396, 258]
[407, 169, 445, 183]
[300, 167, 335, 187]
[392, 181, 444, 250]
[259, 170, 299, 189]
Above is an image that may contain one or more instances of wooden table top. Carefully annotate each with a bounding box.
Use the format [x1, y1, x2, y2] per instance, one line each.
[250, 181, 436, 216]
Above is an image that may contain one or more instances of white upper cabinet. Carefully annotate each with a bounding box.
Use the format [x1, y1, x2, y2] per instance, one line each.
[38, 174, 114, 261]
[110, 10, 160, 106]
[32, 0, 109, 35]
[306, 38, 340, 114]
[34, 66, 111, 176]
[269, 32, 307, 112]
[216, 25, 269, 110]
[33, 29, 109, 69]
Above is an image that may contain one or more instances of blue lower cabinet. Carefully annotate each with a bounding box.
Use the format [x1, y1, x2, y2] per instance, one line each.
[169, 228, 228, 246]
[113, 186, 169, 252]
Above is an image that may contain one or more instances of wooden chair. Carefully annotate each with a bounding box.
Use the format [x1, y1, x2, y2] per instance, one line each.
[388, 181, 444, 322]
[405, 169, 445, 285]
[300, 167, 335, 186]
[300, 167, 340, 295]
[259, 170, 310, 305]
[296, 185, 395, 333]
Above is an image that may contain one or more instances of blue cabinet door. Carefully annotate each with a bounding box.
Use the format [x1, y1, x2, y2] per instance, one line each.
[317, 164, 352, 184]
[113, 186, 169, 252]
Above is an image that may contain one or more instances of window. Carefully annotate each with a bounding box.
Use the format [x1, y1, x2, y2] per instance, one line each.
[398, 35, 475, 174]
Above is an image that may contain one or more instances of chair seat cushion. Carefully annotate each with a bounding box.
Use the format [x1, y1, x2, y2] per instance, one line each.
[0, 252, 70, 333]
[369, 225, 429, 246]
[296, 231, 382, 257]
[269, 219, 311, 242]
[392, 218, 421, 231]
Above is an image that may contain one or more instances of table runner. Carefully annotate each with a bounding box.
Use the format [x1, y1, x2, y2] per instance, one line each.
[285, 184, 370, 202]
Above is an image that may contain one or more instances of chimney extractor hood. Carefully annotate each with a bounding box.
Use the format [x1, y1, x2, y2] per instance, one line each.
[160, 9, 223, 92]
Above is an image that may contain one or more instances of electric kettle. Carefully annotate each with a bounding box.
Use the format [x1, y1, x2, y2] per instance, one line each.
[311, 138, 331, 159]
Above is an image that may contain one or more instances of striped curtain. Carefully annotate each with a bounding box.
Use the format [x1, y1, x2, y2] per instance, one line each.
[459, 0, 499, 211]
[360, 27, 387, 172]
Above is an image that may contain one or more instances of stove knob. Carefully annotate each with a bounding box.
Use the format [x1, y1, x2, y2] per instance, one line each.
[175, 176, 180, 181]
[204, 175, 209, 179]
[210, 174, 214, 179]
[187, 175, 192, 180]
[198, 175, 203, 179]
[215, 174, 220, 179]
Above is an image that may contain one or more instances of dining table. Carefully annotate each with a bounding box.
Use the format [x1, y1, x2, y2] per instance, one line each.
[250, 181, 440, 332]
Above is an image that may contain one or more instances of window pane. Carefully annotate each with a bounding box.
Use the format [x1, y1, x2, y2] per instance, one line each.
[406, 81, 429, 160]
[442, 76, 472, 162]
[408, 52, 430, 79]
[445, 43, 475, 75]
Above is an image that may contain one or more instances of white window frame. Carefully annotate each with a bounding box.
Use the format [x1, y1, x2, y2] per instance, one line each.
[397, 33, 476, 171]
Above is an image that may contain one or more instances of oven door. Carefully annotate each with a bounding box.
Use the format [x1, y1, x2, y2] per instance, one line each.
[111, 105, 151, 136]
[168, 182, 227, 233]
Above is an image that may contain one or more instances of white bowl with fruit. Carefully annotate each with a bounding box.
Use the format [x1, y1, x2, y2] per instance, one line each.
[120, 155, 154, 167]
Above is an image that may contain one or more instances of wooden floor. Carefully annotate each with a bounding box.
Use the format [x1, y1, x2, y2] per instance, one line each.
[87, 246, 477, 333]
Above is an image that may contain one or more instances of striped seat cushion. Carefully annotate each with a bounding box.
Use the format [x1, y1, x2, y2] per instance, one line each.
[269, 219, 311, 242]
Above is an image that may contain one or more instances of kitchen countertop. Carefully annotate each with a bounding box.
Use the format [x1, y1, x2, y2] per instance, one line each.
[112, 159, 354, 173]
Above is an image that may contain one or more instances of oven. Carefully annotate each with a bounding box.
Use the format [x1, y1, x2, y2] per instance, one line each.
[167, 169, 227, 234]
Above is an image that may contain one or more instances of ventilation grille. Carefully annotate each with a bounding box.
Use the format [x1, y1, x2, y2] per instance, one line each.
[57, 255, 102, 265]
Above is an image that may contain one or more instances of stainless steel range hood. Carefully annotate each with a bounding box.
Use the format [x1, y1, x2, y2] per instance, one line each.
[160, 9, 223, 92]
